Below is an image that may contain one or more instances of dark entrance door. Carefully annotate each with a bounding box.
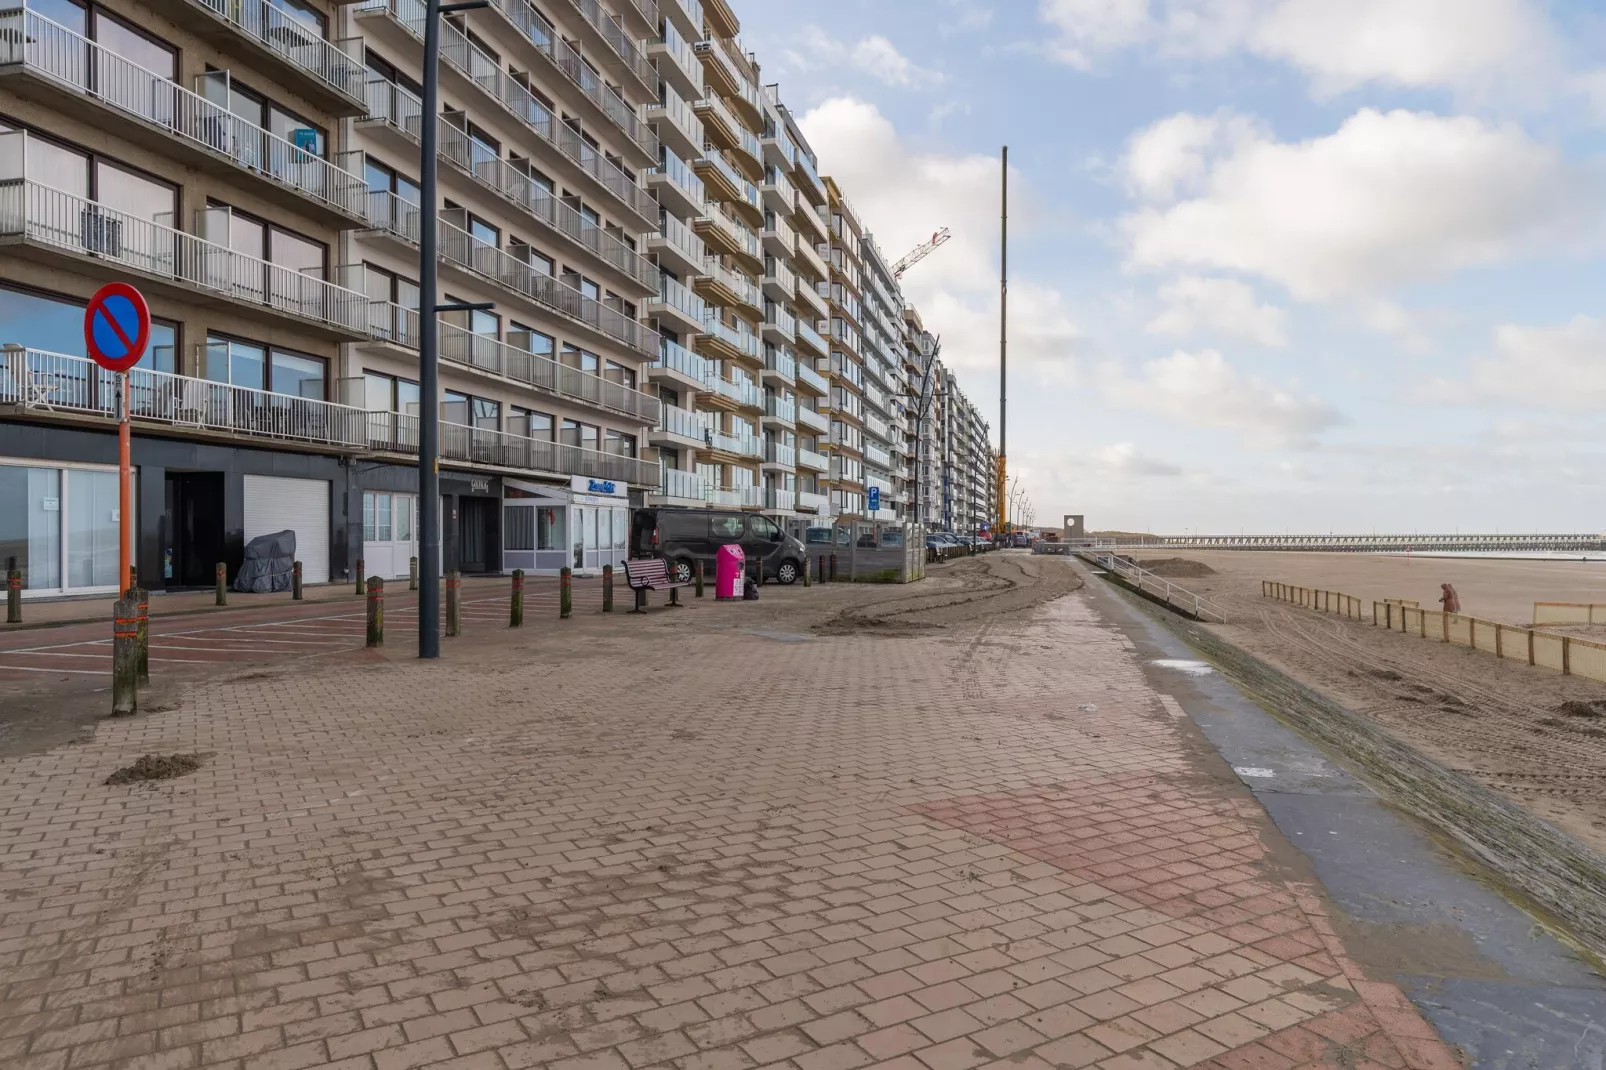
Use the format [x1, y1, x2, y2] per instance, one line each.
[457, 496, 495, 572]
[164, 472, 225, 587]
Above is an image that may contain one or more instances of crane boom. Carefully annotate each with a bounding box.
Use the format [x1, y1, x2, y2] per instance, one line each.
[892, 228, 951, 279]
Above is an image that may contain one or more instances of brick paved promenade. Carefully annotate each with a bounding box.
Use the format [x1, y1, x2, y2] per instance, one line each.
[0, 559, 1461, 1069]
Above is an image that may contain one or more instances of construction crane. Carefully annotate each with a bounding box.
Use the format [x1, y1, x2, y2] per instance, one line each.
[892, 228, 951, 279]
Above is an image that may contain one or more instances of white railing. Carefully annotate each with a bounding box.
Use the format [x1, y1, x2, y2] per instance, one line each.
[765, 256, 797, 294]
[710, 430, 761, 458]
[650, 81, 703, 147]
[708, 375, 760, 409]
[0, 8, 365, 217]
[649, 211, 707, 265]
[703, 257, 761, 309]
[358, 0, 656, 217]
[366, 301, 659, 422]
[796, 364, 828, 395]
[652, 275, 707, 323]
[367, 412, 660, 485]
[708, 485, 764, 508]
[700, 315, 761, 358]
[795, 274, 828, 319]
[796, 447, 828, 471]
[764, 441, 795, 467]
[0, 178, 366, 334]
[651, 338, 711, 382]
[762, 167, 796, 211]
[658, 467, 706, 500]
[764, 348, 796, 381]
[763, 125, 796, 167]
[649, 149, 706, 205]
[191, 0, 366, 105]
[864, 442, 892, 468]
[3, 346, 368, 447]
[648, 21, 702, 93]
[438, 217, 657, 355]
[1089, 553, 1228, 623]
[366, 188, 421, 243]
[764, 397, 795, 424]
[765, 304, 796, 339]
[566, 0, 655, 88]
[701, 151, 759, 212]
[797, 490, 828, 512]
[765, 487, 795, 511]
[763, 214, 796, 255]
[796, 319, 827, 356]
[656, 404, 709, 440]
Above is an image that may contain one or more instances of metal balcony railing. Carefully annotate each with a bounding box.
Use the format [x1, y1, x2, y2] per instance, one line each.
[0, 178, 366, 334]
[3, 346, 371, 449]
[366, 302, 660, 423]
[701, 315, 760, 358]
[437, 218, 657, 355]
[371, 413, 660, 486]
[657, 466, 705, 500]
[651, 337, 712, 383]
[365, 189, 421, 243]
[566, 0, 655, 90]
[358, 0, 656, 218]
[648, 21, 702, 93]
[656, 403, 710, 440]
[190, 0, 366, 107]
[707, 485, 764, 508]
[0, 8, 365, 218]
[764, 487, 795, 511]
[648, 148, 706, 205]
[797, 490, 828, 512]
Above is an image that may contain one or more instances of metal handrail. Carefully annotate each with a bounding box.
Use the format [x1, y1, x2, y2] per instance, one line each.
[2, 346, 368, 448]
[649, 210, 706, 265]
[702, 256, 760, 308]
[0, 8, 365, 217]
[648, 149, 706, 204]
[648, 21, 701, 92]
[366, 301, 660, 422]
[190, 0, 366, 104]
[653, 275, 707, 323]
[565, 0, 655, 89]
[1090, 552, 1229, 623]
[651, 338, 712, 383]
[371, 412, 660, 486]
[0, 178, 366, 333]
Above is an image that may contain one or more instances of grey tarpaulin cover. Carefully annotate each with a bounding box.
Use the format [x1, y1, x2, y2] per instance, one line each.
[234, 530, 296, 593]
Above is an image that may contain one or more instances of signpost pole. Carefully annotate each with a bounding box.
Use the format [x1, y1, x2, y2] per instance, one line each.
[118, 371, 132, 595]
[84, 283, 149, 597]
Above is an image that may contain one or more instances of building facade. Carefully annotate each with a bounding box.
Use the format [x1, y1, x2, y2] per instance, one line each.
[0, 0, 995, 598]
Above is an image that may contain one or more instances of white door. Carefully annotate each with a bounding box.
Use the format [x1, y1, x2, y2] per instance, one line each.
[362, 492, 417, 579]
[244, 475, 330, 583]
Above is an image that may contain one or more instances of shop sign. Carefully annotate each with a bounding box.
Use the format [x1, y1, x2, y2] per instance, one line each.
[570, 475, 626, 497]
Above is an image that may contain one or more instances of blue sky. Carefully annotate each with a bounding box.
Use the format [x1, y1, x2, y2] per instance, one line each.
[731, 0, 1606, 535]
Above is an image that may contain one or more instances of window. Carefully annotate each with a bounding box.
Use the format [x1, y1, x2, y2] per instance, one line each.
[468, 214, 499, 247]
[712, 516, 744, 540]
[513, 243, 555, 275]
[604, 430, 636, 457]
[365, 158, 420, 204]
[560, 419, 599, 451]
[471, 397, 500, 431]
[13, 130, 176, 226]
[509, 323, 553, 359]
[604, 360, 636, 389]
[94, 8, 176, 79]
[364, 371, 419, 413]
[364, 263, 420, 310]
[366, 51, 423, 96]
[561, 344, 599, 373]
[206, 72, 326, 155]
[0, 283, 175, 373]
[505, 505, 535, 551]
[509, 407, 553, 439]
[205, 335, 326, 398]
[750, 516, 782, 542]
[204, 204, 327, 274]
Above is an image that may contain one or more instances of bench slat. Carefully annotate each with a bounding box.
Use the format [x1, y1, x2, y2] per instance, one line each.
[624, 558, 690, 591]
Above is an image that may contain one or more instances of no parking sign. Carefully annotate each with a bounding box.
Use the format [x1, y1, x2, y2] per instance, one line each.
[84, 282, 151, 373]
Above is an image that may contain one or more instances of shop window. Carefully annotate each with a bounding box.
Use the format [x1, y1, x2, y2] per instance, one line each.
[0, 462, 132, 594]
[537, 506, 565, 550]
[505, 506, 535, 551]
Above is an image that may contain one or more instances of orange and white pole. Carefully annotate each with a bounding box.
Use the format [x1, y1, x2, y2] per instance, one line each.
[118, 370, 132, 595]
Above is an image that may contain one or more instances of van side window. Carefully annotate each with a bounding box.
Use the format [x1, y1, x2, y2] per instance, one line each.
[713, 516, 744, 540]
[750, 516, 781, 541]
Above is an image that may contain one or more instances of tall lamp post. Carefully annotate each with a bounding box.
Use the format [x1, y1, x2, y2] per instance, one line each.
[417, 0, 491, 659]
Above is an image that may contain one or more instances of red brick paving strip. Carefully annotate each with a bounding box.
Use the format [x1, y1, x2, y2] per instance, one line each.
[0, 587, 1461, 1069]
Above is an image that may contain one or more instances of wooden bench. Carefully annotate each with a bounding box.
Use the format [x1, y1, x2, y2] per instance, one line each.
[624, 557, 691, 612]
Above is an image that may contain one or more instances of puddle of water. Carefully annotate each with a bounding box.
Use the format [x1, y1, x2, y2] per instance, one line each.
[1150, 658, 1214, 676]
[1235, 766, 1277, 779]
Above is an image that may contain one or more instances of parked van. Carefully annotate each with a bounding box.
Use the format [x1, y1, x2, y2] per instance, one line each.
[630, 507, 809, 585]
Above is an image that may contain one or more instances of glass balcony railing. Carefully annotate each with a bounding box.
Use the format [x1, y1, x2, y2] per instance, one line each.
[764, 304, 796, 339]
[657, 404, 710, 440]
[651, 338, 712, 383]
[701, 315, 761, 359]
[707, 485, 764, 508]
[709, 429, 761, 458]
[764, 347, 796, 381]
[697, 202, 761, 259]
[650, 211, 707, 266]
[649, 20, 703, 93]
[658, 466, 706, 500]
[797, 490, 828, 512]
[652, 275, 707, 323]
[796, 319, 827, 356]
[764, 487, 795, 511]
[702, 256, 761, 309]
[707, 374, 761, 409]
[648, 148, 707, 205]
[650, 82, 704, 148]
[796, 363, 828, 395]
[796, 447, 828, 471]
[764, 397, 796, 425]
[0, 9, 365, 218]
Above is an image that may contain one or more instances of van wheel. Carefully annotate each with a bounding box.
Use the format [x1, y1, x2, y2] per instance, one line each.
[670, 558, 694, 583]
[776, 559, 799, 585]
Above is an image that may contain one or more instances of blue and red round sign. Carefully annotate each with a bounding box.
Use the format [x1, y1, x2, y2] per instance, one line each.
[83, 282, 151, 374]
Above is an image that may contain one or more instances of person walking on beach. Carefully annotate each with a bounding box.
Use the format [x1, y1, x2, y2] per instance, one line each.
[1440, 583, 1461, 614]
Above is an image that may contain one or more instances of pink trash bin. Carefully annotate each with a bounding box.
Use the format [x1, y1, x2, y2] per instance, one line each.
[715, 544, 746, 600]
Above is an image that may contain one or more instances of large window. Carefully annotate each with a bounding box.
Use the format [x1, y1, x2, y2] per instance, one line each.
[0, 283, 175, 372]
[604, 430, 636, 458]
[0, 462, 133, 595]
[560, 419, 599, 452]
[364, 371, 419, 414]
[204, 335, 327, 398]
[561, 344, 598, 373]
[509, 407, 553, 439]
[509, 323, 554, 360]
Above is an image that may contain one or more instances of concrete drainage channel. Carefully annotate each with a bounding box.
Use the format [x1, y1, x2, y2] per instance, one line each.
[1078, 559, 1606, 1067]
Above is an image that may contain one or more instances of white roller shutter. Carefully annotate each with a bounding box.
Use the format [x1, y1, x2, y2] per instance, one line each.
[243, 475, 331, 584]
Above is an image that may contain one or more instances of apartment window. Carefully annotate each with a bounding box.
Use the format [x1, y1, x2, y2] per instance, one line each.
[514, 244, 555, 275]
[471, 397, 500, 431]
[465, 120, 499, 167]
[205, 334, 326, 399]
[561, 419, 599, 452]
[561, 344, 599, 373]
[365, 158, 420, 203]
[363, 263, 420, 309]
[0, 282, 175, 373]
[204, 72, 326, 154]
[510, 407, 553, 439]
[203, 204, 327, 276]
[364, 371, 419, 414]
[511, 156, 555, 193]
[604, 360, 636, 390]
[366, 51, 422, 95]
[509, 322, 554, 359]
[605, 430, 636, 458]
[468, 214, 499, 247]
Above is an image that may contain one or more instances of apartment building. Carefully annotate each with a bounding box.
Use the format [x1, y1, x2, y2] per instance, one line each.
[902, 304, 995, 536]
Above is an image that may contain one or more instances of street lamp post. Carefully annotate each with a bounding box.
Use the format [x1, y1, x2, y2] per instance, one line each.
[417, 0, 490, 659]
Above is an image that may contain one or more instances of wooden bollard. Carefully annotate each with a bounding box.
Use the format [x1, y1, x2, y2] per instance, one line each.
[112, 597, 138, 716]
[829, 553, 838, 582]
[602, 565, 614, 612]
[819, 555, 827, 584]
[409, 556, 418, 591]
[6, 568, 20, 624]
[355, 561, 365, 595]
[125, 585, 149, 685]
[560, 567, 573, 619]
[366, 577, 384, 647]
[803, 556, 811, 587]
[445, 570, 461, 637]
[215, 562, 227, 606]
[694, 558, 704, 598]
[292, 560, 303, 600]
[510, 569, 525, 627]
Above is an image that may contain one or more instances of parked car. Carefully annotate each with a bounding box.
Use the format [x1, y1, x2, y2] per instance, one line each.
[630, 508, 808, 584]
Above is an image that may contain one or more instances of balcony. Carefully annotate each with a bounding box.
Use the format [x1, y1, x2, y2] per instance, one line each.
[4, 347, 368, 450]
[696, 256, 761, 313]
[0, 9, 366, 227]
[562, 0, 656, 97]
[794, 197, 829, 246]
[650, 403, 711, 448]
[702, 373, 761, 412]
[357, 0, 657, 220]
[437, 217, 658, 356]
[647, 20, 703, 100]
[760, 168, 795, 217]
[696, 314, 761, 365]
[707, 485, 763, 508]
[364, 302, 661, 423]
[693, 151, 755, 215]
[663, 0, 701, 38]
[0, 177, 367, 339]
[761, 257, 796, 303]
[646, 81, 703, 161]
[648, 337, 711, 392]
[762, 396, 795, 427]
[652, 466, 707, 503]
[793, 236, 829, 282]
[796, 490, 828, 513]
[645, 149, 706, 219]
[708, 429, 761, 459]
[692, 201, 762, 267]
[761, 303, 795, 345]
[864, 442, 892, 468]
[795, 447, 828, 472]
[143, 0, 366, 115]
[646, 212, 707, 279]
[762, 125, 796, 172]
[647, 274, 707, 335]
[760, 487, 793, 512]
[796, 363, 828, 396]
[692, 37, 742, 98]
[761, 214, 795, 259]
[796, 319, 828, 358]
[762, 347, 795, 384]
[370, 413, 660, 486]
[794, 149, 825, 205]
[693, 94, 742, 151]
[794, 275, 828, 320]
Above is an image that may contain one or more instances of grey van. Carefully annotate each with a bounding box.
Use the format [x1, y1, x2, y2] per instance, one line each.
[630, 507, 809, 585]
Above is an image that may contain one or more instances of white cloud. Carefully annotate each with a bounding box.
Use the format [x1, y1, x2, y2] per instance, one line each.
[1436, 316, 1606, 411]
[1091, 442, 1184, 477]
[1121, 108, 1602, 300]
[784, 27, 945, 89]
[1103, 348, 1341, 444]
[799, 97, 1081, 388]
[1038, 0, 1569, 102]
[1146, 275, 1288, 347]
[941, 0, 994, 35]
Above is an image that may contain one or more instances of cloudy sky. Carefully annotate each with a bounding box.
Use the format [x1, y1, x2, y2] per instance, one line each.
[731, 0, 1606, 535]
